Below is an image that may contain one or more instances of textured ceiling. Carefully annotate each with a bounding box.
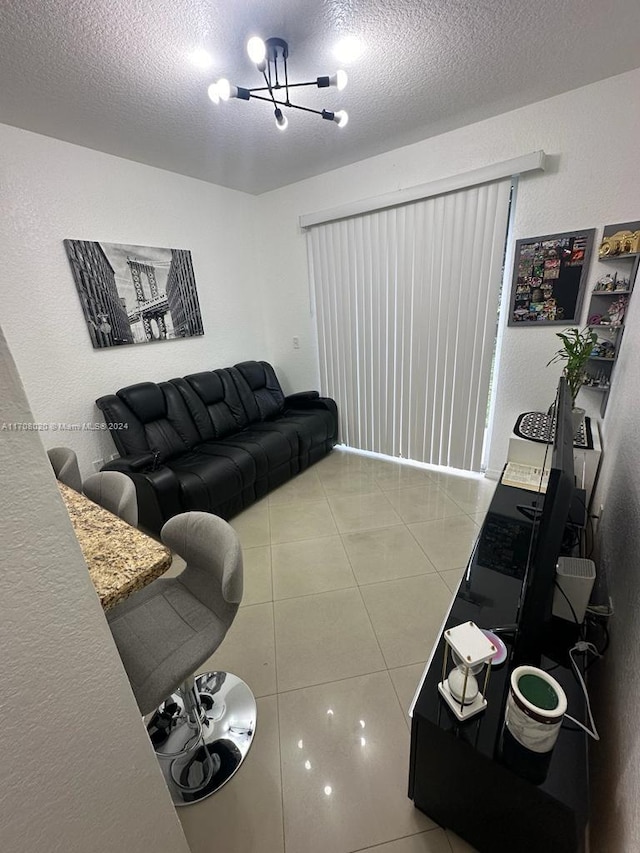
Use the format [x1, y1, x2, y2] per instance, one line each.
[2, 0, 640, 194]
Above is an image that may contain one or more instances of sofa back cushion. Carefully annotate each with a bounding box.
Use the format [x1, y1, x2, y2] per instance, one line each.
[173, 370, 249, 440]
[113, 381, 199, 463]
[233, 361, 285, 422]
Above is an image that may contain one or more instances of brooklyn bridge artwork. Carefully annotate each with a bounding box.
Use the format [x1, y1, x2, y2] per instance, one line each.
[64, 240, 204, 348]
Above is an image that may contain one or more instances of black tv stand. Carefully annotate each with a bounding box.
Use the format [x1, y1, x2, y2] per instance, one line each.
[408, 481, 588, 852]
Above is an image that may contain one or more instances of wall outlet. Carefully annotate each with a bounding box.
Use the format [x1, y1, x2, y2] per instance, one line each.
[292, 336, 300, 349]
[92, 459, 103, 472]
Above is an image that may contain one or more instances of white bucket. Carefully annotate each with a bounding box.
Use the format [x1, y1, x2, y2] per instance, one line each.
[505, 665, 567, 754]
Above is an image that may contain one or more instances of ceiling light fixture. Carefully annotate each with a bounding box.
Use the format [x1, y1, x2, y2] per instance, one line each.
[209, 36, 348, 132]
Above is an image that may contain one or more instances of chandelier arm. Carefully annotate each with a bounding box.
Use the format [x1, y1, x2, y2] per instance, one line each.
[266, 56, 273, 92]
[284, 52, 290, 105]
[248, 93, 327, 117]
[261, 69, 278, 107]
[248, 81, 323, 94]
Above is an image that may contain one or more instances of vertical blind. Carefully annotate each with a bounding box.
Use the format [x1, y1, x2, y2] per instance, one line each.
[306, 178, 512, 472]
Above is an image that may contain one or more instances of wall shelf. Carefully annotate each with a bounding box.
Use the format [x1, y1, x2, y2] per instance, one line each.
[583, 221, 639, 416]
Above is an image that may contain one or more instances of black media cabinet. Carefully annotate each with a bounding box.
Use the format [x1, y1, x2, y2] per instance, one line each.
[408, 481, 589, 853]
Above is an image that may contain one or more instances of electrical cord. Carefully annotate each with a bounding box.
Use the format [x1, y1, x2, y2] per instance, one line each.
[585, 616, 610, 660]
[553, 578, 580, 628]
[563, 642, 600, 741]
[548, 583, 600, 738]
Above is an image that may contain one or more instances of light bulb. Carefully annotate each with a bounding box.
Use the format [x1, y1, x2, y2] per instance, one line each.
[334, 36, 364, 63]
[188, 48, 214, 70]
[207, 83, 220, 104]
[217, 79, 231, 101]
[334, 110, 349, 128]
[274, 108, 288, 131]
[332, 70, 348, 91]
[247, 36, 266, 65]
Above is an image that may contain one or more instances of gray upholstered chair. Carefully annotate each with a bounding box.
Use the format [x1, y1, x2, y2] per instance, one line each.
[83, 471, 138, 527]
[47, 446, 82, 492]
[106, 511, 256, 805]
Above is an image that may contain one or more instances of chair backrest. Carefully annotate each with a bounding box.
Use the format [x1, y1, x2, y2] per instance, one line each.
[83, 471, 138, 527]
[47, 446, 82, 492]
[161, 511, 243, 611]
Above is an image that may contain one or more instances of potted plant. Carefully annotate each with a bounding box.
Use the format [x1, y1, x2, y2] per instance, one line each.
[547, 327, 598, 433]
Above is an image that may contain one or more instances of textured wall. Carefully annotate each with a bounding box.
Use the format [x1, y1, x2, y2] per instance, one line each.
[0, 124, 266, 477]
[0, 325, 189, 853]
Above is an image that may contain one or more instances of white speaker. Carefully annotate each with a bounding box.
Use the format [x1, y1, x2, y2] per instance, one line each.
[552, 556, 596, 623]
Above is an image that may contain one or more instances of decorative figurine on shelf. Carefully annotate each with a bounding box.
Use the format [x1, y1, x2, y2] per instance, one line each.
[615, 276, 631, 292]
[438, 621, 497, 721]
[607, 295, 628, 326]
[590, 339, 616, 359]
[599, 229, 640, 257]
[594, 273, 616, 292]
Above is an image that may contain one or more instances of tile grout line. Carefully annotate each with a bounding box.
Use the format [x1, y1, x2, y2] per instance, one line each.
[268, 499, 285, 852]
[346, 826, 455, 853]
[274, 690, 287, 853]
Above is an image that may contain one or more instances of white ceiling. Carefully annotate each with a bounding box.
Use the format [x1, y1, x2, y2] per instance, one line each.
[2, 0, 640, 195]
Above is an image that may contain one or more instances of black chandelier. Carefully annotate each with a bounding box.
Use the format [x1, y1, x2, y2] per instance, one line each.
[208, 36, 348, 131]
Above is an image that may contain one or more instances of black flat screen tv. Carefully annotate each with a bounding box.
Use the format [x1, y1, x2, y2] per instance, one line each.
[514, 376, 576, 664]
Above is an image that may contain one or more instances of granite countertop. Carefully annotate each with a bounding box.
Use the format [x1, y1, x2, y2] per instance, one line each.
[58, 481, 172, 611]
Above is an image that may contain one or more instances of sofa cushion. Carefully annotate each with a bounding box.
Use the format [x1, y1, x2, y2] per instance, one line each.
[175, 371, 249, 440]
[174, 372, 297, 481]
[118, 383, 166, 424]
[234, 360, 284, 421]
[166, 452, 246, 515]
[107, 382, 194, 464]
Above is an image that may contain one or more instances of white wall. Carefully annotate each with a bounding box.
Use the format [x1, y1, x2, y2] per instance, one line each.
[254, 67, 640, 476]
[0, 325, 190, 853]
[0, 123, 265, 477]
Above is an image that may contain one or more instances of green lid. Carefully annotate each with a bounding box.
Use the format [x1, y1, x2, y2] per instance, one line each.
[517, 673, 559, 711]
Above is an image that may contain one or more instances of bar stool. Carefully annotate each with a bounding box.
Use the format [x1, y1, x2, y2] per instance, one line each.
[106, 511, 256, 805]
[83, 471, 138, 527]
[47, 447, 82, 492]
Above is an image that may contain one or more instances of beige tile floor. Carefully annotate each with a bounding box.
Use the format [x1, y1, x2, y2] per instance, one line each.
[177, 448, 491, 853]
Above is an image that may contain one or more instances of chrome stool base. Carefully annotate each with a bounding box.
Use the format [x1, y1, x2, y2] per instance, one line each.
[147, 671, 256, 806]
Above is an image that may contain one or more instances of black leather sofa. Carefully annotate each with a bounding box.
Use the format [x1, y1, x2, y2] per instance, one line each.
[96, 361, 338, 534]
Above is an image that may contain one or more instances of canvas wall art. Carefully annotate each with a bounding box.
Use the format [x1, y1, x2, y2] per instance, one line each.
[64, 240, 204, 348]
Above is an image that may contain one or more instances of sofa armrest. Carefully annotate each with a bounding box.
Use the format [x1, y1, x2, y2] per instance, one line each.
[103, 452, 158, 473]
[102, 458, 183, 535]
[285, 391, 320, 404]
[285, 396, 336, 414]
